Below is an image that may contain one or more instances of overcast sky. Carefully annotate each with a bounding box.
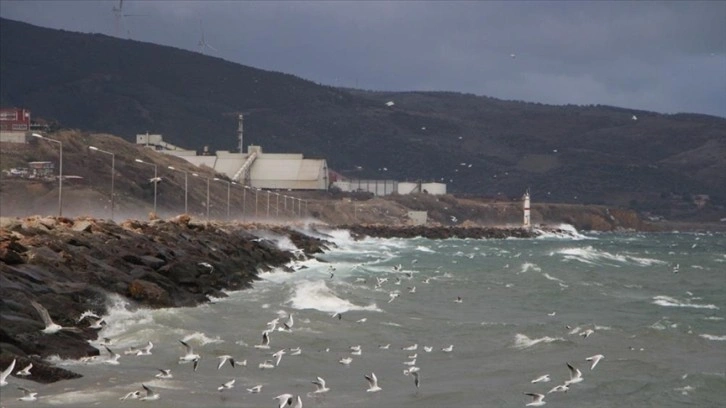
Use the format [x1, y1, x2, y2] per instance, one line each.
[2, 0, 725, 117]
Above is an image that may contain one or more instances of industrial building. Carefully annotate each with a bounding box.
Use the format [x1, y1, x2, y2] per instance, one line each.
[136, 115, 444, 194]
[136, 133, 329, 191]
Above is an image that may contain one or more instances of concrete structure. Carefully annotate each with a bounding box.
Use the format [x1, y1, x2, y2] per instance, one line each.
[421, 182, 446, 195]
[0, 131, 29, 143]
[407, 211, 428, 225]
[397, 182, 419, 195]
[345, 179, 398, 196]
[137, 134, 328, 191]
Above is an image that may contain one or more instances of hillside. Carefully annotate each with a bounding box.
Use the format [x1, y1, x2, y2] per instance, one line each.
[1, 18, 725, 221]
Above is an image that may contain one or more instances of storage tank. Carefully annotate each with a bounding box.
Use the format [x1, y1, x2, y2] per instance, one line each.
[421, 182, 446, 195]
[397, 182, 419, 195]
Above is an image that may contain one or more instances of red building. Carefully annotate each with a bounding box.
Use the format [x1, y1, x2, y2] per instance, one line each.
[0, 108, 31, 131]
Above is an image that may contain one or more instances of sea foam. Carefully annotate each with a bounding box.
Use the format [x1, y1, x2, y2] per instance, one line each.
[513, 333, 565, 349]
[289, 280, 380, 314]
[652, 295, 719, 310]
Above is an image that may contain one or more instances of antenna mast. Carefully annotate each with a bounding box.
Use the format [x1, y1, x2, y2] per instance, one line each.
[237, 114, 244, 153]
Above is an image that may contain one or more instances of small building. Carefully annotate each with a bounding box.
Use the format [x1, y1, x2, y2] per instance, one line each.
[0, 108, 31, 131]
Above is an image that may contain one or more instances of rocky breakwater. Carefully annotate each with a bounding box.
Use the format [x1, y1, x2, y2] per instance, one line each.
[0, 215, 327, 383]
[340, 224, 541, 239]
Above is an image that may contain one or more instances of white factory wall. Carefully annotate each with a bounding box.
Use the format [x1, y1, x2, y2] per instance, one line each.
[249, 155, 327, 190]
[421, 182, 447, 195]
[347, 179, 398, 196]
[397, 182, 419, 195]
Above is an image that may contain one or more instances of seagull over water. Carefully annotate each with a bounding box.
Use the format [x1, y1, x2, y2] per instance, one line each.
[155, 369, 173, 379]
[217, 355, 237, 370]
[16, 363, 32, 377]
[178, 340, 200, 364]
[525, 392, 546, 406]
[31, 300, 81, 334]
[312, 376, 330, 393]
[274, 393, 294, 408]
[365, 372, 382, 392]
[531, 374, 551, 383]
[217, 379, 235, 391]
[565, 363, 583, 385]
[547, 384, 569, 394]
[17, 387, 38, 402]
[255, 330, 272, 349]
[586, 354, 604, 370]
[139, 384, 160, 401]
[247, 384, 263, 393]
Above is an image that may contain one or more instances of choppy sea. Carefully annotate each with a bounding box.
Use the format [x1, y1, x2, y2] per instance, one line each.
[2, 226, 725, 407]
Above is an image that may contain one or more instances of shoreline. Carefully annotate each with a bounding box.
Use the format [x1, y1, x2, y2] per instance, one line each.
[1, 214, 720, 384]
[0, 215, 329, 383]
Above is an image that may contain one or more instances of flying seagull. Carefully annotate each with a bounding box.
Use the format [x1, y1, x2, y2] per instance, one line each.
[312, 376, 330, 393]
[17, 386, 38, 402]
[178, 340, 200, 364]
[525, 392, 546, 406]
[15, 363, 32, 377]
[565, 363, 583, 385]
[31, 300, 81, 334]
[365, 372, 382, 392]
[585, 354, 604, 370]
[217, 379, 235, 391]
[217, 355, 236, 370]
[139, 384, 160, 401]
[155, 369, 173, 379]
[274, 393, 293, 408]
[531, 374, 550, 383]
[1, 359, 16, 387]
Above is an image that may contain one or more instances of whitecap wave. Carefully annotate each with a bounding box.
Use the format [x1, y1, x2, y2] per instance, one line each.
[699, 334, 726, 341]
[43, 389, 118, 405]
[513, 333, 565, 349]
[519, 262, 541, 273]
[535, 224, 591, 240]
[652, 295, 719, 310]
[415, 245, 436, 253]
[181, 331, 224, 346]
[288, 280, 380, 314]
[553, 246, 667, 266]
[542, 273, 565, 283]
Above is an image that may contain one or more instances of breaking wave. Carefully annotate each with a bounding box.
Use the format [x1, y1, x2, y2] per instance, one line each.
[652, 295, 719, 310]
[289, 280, 380, 314]
[513, 333, 565, 349]
[553, 246, 666, 266]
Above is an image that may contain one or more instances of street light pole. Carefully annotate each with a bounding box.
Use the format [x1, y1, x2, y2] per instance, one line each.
[135, 159, 158, 216]
[89, 146, 115, 220]
[32, 133, 63, 217]
[168, 166, 189, 214]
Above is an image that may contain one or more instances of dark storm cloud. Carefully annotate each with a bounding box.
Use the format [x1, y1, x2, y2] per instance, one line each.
[1, 1, 724, 116]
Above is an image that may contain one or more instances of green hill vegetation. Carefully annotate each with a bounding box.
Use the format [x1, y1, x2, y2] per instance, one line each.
[1, 18, 724, 221]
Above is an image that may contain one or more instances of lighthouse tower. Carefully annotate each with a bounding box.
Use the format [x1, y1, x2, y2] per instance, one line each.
[523, 189, 531, 228]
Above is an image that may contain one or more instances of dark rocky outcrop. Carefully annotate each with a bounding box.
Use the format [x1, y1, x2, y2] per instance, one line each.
[341, 224, 540, 240]
[0, 216, 328, 384]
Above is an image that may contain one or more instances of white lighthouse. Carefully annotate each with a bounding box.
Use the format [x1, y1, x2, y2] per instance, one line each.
[523, 189, 531, 228]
